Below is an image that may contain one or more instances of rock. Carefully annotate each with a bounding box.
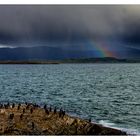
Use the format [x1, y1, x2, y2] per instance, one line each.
[0, 103, 127, 135]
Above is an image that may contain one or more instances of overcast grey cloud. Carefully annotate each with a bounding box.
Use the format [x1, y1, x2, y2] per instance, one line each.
[0, 5, 139, 47]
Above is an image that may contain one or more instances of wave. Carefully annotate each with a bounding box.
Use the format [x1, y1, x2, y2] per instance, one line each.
[98, 120, 140, 136]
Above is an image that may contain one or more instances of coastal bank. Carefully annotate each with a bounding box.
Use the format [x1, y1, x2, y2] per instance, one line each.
[0, 103, 127, 135]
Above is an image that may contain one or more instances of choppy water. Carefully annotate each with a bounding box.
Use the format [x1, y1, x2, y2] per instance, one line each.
[0, 64, 140, 135]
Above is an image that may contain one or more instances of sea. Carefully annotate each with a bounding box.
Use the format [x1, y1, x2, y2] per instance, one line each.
[0, 64, 140, 135]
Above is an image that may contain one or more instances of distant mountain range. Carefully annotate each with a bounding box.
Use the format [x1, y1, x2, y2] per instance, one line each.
[0, 46, 140, 63]
[0, 46, 95, 61]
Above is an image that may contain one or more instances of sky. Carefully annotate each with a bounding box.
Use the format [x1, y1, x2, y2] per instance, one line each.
[0, 5, 140, 59]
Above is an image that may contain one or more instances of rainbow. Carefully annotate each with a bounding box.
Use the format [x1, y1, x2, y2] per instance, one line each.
[86, 40, 117, 58]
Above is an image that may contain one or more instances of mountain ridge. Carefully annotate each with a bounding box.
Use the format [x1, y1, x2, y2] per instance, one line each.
[0, 45, 96, 61]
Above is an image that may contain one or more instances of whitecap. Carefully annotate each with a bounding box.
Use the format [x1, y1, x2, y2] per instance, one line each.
[98, 120, 140, 136]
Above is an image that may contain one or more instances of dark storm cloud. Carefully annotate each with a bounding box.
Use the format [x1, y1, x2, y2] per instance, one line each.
[0, 5, 139, 47]
[120, 21, 140, 46]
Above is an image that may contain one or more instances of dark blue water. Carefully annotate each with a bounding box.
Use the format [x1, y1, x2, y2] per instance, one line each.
[0, 64, 140, 135]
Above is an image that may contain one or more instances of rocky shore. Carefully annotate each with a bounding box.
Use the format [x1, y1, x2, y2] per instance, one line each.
[0, 103, 127, 135]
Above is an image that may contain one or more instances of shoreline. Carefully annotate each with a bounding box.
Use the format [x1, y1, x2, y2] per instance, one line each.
[0, 103, 127, 135]
[0, 57, 140, 64]
[1, 62, 140, 64]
